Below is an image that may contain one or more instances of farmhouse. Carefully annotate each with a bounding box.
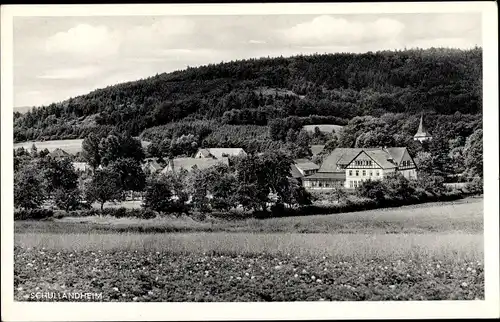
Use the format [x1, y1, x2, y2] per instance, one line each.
[49, 148, 70, 159]
[302, 147, 418, 190]
[72, 161, 91, 172]
[290, 159, 320, 178]
[195, 148, 247, 159]
[142, 158, 163, 174]
[413, 114, 433, 142]
[161, 157, 230, 174]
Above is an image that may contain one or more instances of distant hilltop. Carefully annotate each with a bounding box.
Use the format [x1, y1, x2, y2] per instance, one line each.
[13, 106, 33, 114]
[13, 48, 482, 144]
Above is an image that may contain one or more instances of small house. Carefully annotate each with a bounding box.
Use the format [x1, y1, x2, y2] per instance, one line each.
[161, 157, 230, 174]
[195, 148, 247, 159]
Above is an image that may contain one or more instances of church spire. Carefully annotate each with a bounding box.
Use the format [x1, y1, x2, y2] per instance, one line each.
[414, 113, 432, 142]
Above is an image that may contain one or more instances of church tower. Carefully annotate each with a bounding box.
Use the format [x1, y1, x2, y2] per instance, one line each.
[413, 113, 433, 143]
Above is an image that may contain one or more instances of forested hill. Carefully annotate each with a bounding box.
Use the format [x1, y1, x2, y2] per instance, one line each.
[14, 47, 482, 144]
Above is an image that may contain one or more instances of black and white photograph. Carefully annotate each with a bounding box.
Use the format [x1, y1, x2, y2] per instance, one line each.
[1, 2, 498, 321]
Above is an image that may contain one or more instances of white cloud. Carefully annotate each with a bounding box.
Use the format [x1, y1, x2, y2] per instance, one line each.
[249, 39, 266, 44]
[122, 17, 196, 53]
[45, 24, 121, 58]
[37, 66, 102, 80]
[282, 15, 405, 46]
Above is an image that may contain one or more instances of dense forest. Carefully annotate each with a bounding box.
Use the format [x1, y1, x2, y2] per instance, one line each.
[14, 47, 482, 147]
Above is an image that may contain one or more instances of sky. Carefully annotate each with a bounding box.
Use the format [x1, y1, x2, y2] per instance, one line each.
[13, 13, 482, 108]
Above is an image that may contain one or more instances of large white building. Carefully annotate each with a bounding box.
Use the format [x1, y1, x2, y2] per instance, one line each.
[302, 147, 418, 190]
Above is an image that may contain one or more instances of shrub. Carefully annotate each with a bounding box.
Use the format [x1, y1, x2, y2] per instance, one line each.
[465, 177, 483, 194]
[66, 208, 158, 219]
[14, 209, 54, 221]
[356, 180, 389, 204]
[54, 188, 82, 211]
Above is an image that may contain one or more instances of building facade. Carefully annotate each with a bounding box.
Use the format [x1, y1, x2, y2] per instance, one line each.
[302, 147, 418, 190]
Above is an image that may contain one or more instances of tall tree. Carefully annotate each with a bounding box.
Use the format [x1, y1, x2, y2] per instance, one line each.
[14, 162, 46, 209]
[108, 158, 146, 193]
[82, 133, 102, 169]
[463, 128, 483, 178]
[84, 169, 124, 210]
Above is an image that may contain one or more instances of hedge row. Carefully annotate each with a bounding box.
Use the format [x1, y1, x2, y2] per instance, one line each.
[267, 191, 466, 218]
[14, 208, 158, 220]
[14, 191, 468, 221]
[14, 209, 54, 220]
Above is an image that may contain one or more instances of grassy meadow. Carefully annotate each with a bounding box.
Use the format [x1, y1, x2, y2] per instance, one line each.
[13, 139, 151, 154]
[14, 197, 484, 301]
[16, 197, 483, 234]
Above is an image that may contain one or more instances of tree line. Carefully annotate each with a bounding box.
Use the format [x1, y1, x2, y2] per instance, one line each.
[14, 134, 312, 215]
[14, 48, 481, 143]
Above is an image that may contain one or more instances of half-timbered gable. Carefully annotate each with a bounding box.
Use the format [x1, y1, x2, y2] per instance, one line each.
[302, 146, 418, 191]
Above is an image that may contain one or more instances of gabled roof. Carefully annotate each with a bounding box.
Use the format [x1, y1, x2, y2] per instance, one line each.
[49, 148, 70, 158]
[162, 157, 229, 173]
[362, 150, 397, 169]
[319, 148, 363, 172]
[290, 164, 303, 178]
[196, 148, 213, 158]
[310, 145, 325, 156]
[206, 148, 246, 159]
[294, 159, 320, 171]
[320, 147, 409, 171]
[142, 159, 162, 172]
[384, 147, 407, 165]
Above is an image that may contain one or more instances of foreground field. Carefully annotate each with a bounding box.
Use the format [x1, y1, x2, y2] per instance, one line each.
[16, 197, 483, 234]
[14, 198, 484, 301]
[14, 232, 483, 301]
[14, 243, 483, 301]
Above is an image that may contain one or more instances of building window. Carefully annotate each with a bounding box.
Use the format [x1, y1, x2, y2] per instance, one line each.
[362, 170, 366, 176]
[349, 181, 353, 188]
[356, 170, 359, 176]
[376, 171, 380, 176]
[349, 170, 352, 176]
[318, 182, 322, 187]
[369, 171, 373, 176]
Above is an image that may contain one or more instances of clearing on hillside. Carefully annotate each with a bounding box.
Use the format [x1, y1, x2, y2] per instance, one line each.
[14, 139, 151, 154]
[303, 124, 344, 134]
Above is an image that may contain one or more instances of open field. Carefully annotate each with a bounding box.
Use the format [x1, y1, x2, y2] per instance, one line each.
[14, 139, 151, 154]
[14, 197, 484, 301]
[14, 139, 86, 154]
[14, 233, 483, 301]
[16, 197, 483, 234]
[15, 232, 483, 261]
[303, 124, 344, 134]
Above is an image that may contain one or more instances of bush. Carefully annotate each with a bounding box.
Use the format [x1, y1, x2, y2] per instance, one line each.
[54, 188, 82, 211]
[14, 209, 54, 220]
[67, 208, 157, 219]
[465, 177, 483, 194]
